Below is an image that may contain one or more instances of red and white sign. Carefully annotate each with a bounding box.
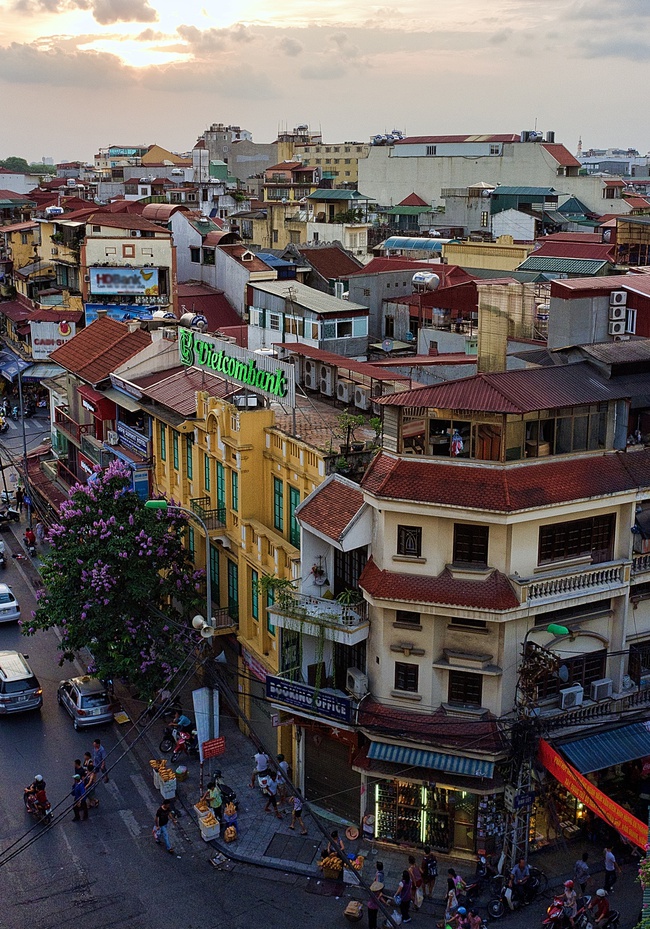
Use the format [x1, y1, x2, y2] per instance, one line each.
[202, 737, 226, 759]
[29, 319, 76, 360]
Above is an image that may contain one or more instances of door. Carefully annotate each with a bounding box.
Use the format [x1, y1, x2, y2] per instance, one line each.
[304, 732, 360, 823]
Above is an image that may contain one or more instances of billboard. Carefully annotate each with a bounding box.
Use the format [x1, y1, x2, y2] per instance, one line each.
[89, 267, 159, 296]
[29, 319, 76, 361]
[85, 303, 160, 325]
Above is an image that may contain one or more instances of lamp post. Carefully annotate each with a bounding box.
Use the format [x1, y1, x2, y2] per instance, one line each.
[144, 499, 213, 629]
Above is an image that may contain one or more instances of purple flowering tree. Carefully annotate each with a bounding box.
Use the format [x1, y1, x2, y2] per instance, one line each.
[25, 461, 204, 696]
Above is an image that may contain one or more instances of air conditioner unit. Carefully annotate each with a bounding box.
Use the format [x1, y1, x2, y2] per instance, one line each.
[608, 320, 626, 336]
[610, 290, 627, 306]
[337, 378, 354, 403]
[346, 667, 369, 700]
[590, 678, 613, 702]
[106, 430, 119, 446]
[84, 274, 90, 283]
[304, 368, 318, 391]
[609, 304, 626, 321]
[354, 385, 371, 410]
[130, 230, 141, 237]
[560, 684, 584, 709]
[320, 365, 334, 396]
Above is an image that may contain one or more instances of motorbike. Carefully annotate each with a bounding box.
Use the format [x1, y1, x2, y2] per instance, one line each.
[24, 785, 52, 822]
[576, 908, 620, 929]
[0, 505, 20, 523]
[170, 729, 199, 761]
[159, 722, 195, 754]
[24, 533, 36, 557]
[214, 769, 238, 809]
[544, 895, 591, 929]
[0, 539, 6, 569]
[0, 416, 8, 434]
[487, 874, 540, 919]
[10, 406, 19, 421]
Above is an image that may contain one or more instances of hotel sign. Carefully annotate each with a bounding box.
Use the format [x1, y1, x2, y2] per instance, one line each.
[179, 330, 296, 407]
[266, 675, 352, 723]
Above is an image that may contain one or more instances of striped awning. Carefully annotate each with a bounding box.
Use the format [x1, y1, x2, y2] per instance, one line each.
[559, 721, 650, 774]
[367, 742, 494, 778]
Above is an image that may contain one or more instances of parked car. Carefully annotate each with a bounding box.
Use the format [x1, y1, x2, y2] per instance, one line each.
[0, 651, 42, 714]
[0, 583, 20, 623]
[57, 676, 114, 730]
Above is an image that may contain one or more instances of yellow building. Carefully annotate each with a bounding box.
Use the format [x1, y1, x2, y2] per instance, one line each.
[442, 235, 533, 272]
[292, 141, 370, 186]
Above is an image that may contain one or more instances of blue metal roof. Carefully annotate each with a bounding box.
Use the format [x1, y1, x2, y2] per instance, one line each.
[491, 187, 559, 197]
[383, 236, 445, 252]
[367, 741, 494, 778]
[256, 253, 295, 269]
[560, 721, 650, 774]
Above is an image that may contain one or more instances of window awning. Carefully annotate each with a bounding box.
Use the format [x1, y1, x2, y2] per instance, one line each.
[0, 350, 31, 382]
[77, 383, 116, 419]
[367, 741, 494, 778]
[22, 363, 65, 381]
[559, 721, 650, 774]
[102, 387, 142, 413]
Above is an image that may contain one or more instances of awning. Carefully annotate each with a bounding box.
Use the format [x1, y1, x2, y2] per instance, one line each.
[102, 387, 142, 413]
[77, 383, 116, 419]
[559, 721, 650, 774]
[367, 741, 494, 779]
[22, 363, 65, 380]
[0, 350, 31, 382]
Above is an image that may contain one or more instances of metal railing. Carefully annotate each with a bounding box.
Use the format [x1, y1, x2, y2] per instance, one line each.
[511, 560, 628, 604]
[190, 496, 226, 531]
[54, 408, 96, 444]
[544, 685, 650, 732]
[270, 590, 368, 628]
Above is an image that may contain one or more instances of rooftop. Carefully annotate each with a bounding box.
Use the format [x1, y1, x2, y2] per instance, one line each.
[395, 134, 520, 145]
[297, 475, 365, 543]
[296, 244, 363, 280]
[250, 279, 368, 315]
[50, 317, 151, 386]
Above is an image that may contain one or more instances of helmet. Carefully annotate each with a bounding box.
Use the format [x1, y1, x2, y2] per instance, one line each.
[564, 880, 574, 888]
[457, 908, 467, 916]
[596, 889, 607, 898]
[34, 775, 43, 783]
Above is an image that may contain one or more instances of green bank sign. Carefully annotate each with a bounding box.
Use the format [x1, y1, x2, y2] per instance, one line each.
[179, 330, 296, 407]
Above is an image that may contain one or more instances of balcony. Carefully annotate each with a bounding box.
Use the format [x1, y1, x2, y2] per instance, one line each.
[190, 496, 226, 531]
[268, 591, 369, 646]
[54, 407, 96, 445]
[543, 685, 650, 734]
[632, 553, 650, 578]
[510, 560, 629, 606]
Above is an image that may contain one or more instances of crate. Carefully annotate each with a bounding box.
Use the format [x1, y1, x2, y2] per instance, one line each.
[152, 770, 161, 790]
[159, 777, 177, 799]
[323, 867, 343, 880]
[194, 804, 211, 821]
[199, 820, 221, 841]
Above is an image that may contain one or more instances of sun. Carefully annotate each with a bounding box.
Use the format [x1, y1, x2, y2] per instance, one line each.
[77, 37, 191, 68]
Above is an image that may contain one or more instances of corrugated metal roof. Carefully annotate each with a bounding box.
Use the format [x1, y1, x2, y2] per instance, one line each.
[377, 362, 625, 413]
[274, 342, 410, 381]
[367, 741, 494, 778]
[517, 256, 609, 274]
[580, 340, 650, 364]
[492, 187, 559, 197]
[307, 188, 374, 201]
[384, 205, 433, 215]
[132, 366, 238, 416]
[395, 134, 520, 145]
[559, 722, 650, 774]
[383, 236, 446, 252]
[250, 279, 368, 314]
[532, 242, 615, 261]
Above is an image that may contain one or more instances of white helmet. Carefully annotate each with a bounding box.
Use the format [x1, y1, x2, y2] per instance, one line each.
[34, 775, 44, 783]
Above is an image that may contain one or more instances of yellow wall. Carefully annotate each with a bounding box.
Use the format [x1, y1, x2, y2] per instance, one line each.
[443, 236, 533, 272]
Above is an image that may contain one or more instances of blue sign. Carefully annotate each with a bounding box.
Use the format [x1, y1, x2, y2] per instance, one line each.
[117, 421, 150, 457]
[266, 676, 352, 723]
[85, 303, 158, 325]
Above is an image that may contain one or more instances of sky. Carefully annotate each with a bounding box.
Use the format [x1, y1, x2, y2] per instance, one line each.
[1, 0, 649, 163]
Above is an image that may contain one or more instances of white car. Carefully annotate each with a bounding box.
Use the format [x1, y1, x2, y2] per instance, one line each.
[0, 584, 20, 623]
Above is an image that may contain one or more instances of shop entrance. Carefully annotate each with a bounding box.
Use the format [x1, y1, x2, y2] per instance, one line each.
[304, 732, 360, 823]
[249, 677, 277, 756]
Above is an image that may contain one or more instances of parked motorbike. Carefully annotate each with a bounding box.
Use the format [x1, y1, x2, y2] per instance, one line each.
[23, 785, 52, 822]
[0, 539, 6, 569]
[170, 729, 199, 762]
[487, 874, 540, 919]
[0, 416, 8, 434]
[214, 769, 238, 809]
[0, 505, 20, 523]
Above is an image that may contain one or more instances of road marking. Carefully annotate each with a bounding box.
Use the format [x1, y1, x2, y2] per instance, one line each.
[118, 808, 142, 838]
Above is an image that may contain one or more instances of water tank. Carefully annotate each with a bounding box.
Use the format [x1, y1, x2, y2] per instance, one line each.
[529, 131, 543, 142]
[153, 310, 176, 320]
[66, 178, 76, 187]
[45, 206, 64, 216]
[412, 271, 441, 293]
[179, 312, 208, 331]
[545, 131, 555, 143]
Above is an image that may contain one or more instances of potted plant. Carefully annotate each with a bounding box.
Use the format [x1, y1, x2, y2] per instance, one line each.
[334, 456, 350, 475]
[336, 587, 363, 625]
[337, 410, 365, 455]
[369, 415, 383, 446]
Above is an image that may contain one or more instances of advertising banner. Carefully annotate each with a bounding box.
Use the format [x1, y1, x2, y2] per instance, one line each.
[89, 267, 159, 296]
[538, 739, 646, 848]
[29, 319, 76, 360]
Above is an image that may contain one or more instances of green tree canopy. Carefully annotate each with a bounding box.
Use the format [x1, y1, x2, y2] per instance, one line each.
[25, 461, 204, 696]
[0, 157, 30, 173]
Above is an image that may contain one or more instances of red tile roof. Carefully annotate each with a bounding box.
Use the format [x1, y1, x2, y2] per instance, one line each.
[540, 232, 603, 244]
[50, 317, 150, 386]
[61, 211, 165, 233]
[177, 283, 242, 330]
[217, 244, 276, 273]
[398, 192, 430, 207]
[265, 162, 303, 172]
[297, 245, 363, 280]
[0, 221, 37, 234]
[540, 144, 581, 167]
[362, 449, 650, 513]
[532, 241, 615, 262]
[624, 197, 650, 209]
[349, 257, 442, 276]
[298, 476, 364, 542]
[358, 700, 506, 753]
[360, 557, 519, 611]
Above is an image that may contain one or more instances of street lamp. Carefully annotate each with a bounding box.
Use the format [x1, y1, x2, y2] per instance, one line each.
[144, 499, 214, 630]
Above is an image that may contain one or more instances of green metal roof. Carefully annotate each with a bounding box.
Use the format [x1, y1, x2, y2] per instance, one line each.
[491, 186, 560, 197]
[307, 188, 374, 201]
[384, 205, 433, 215]
[517, 256, 609, 274]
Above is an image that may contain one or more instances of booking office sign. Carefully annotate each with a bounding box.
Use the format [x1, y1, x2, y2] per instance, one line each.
[179, 330, 296, 407]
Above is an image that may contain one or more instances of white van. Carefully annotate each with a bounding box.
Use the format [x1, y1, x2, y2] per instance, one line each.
[0, 652, 43, 714]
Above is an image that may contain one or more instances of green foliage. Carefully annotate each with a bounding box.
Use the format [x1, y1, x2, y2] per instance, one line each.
[25, 461, 203, 696]
[0, 156, 56, 175]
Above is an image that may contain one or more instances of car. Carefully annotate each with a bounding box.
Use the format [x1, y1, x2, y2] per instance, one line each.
[0, 651, 42, 714]
[57, 676, 114, 730]
[0, 583, 20, 623]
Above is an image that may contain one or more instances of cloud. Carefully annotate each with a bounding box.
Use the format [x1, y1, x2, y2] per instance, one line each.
[489, 28, 512, 45]
[578, 38, 650, 61]
[12, 0, 157, 23]
[176, 23, 256, 54]
[0, 39, 133, 87]
[277, 37, 303, 57]
[136, 28, 166, 41]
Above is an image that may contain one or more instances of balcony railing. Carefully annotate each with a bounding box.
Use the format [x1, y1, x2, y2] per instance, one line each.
[271, 590, 368, 629]
[632, 553, 650, 576]
[511, 560, 629, 605]
[544, 684, 650, 732]
[54, 408, 96, 444]
[190, 496, 226, 531]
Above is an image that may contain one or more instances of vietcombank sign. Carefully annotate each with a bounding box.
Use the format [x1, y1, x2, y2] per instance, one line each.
[179, 330, 296, 407]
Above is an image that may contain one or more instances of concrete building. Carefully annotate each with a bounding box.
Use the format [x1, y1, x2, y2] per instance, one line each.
[291, 139, 370, 187]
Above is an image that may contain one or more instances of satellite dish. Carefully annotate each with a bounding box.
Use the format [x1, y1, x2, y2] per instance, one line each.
[382, 339, 394, 353]
[558, 665, 570, 684]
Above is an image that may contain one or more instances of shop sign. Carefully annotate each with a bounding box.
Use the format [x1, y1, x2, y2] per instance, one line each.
[266, 675, 352, 723]
[85, 303, 160, 325]
[539, 739, 646, 849]
[179, 330, 296, 407]
[514, 790, 536, 810]
[117, 421, 149, 457]
[30, 319, 76, 360]
[202, 737, 226, 758]
[242, 647, 268, 683]
[89, 267, 159, 296]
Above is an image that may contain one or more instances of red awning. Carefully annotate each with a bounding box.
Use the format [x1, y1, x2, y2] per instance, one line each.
[77, 383, 116, 420]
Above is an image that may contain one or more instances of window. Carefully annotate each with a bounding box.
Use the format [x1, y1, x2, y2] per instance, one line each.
[227, 560, 239, 621]
[172, 431, 179, 470]
[273, 477, 284, 532]
[217, 462, 225, 510]
[204, 453, 211, 491]
[395, 661, 419, 693]
[481, 211, 489, 227]
[448, 671, 483, 707]
[209, 543, 219, 604]
[269, 313, 281, 331]
[251, 569, 259, 621]
[266, 586, 276, 635]
[289, 486, 300, 548]
[395, 610, 421, 626]
[202, 248, 215, 266]
[397, 525, 422, 558]
[190, 247, 201, 263]
[534, 648, 606, 700]
[334, 547, 368, 596]
[453, 524, 489, 567]
[449, 617, 487, 630]
[187, 526, 195, 558]
[231, 471, 239, 512]
[159, 424, 166, 461]
[426, 145, 437, 156]
[363, 288, 371, 297]
[122, 244, 135, 258]
[272, 230, 279, 244]
[538, 514, 615, 565]
[489, 144, 501, 155]
[185, 434, 193, 479]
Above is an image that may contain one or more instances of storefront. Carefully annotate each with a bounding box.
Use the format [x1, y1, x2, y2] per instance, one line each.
[303, 727, 360, 824]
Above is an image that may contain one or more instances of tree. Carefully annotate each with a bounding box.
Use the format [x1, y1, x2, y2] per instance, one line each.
[0, 156, 30, 174]
[24, 461, 204, 696]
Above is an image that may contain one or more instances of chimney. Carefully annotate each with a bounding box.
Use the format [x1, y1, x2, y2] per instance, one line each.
[96, 308, 108, 319]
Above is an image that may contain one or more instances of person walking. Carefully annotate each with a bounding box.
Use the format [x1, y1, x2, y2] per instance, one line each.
[154, 800, 177, 854]
[92, 738, 109, 782]
[263, 772, 283, 818]
[34, 520, 45, 546]
[288, 795, 307, 834]
[408, 855, 423, 910]
[250, 748, 269, 788]
[74, 758, 85, 779]
[276, 753, 290, 803]
[368, 880, 387, 929]
[84, 762, 99, 809]
[603, 846, 621, 893]
[71, 774, 88, 821]
[395, 869, 413, 924]
[421, 846, 438, 899]
[574, 851, 590, 896]
[15, 486, 24, 514]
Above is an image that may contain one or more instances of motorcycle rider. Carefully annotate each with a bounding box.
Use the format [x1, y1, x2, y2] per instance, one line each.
[510, 857, 532, 905]
[25, 775, 50, 816]
[24, 526, 36, 551]
[563, 880, 577, 928]
[587, 889, 610, 926]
